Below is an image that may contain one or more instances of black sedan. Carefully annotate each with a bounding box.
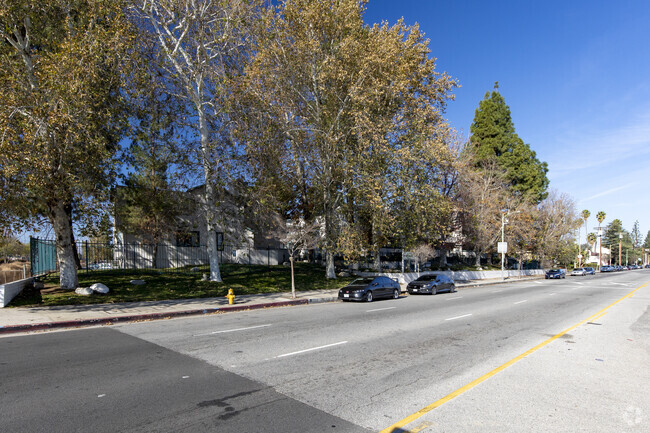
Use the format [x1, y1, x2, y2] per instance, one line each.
[406, 274, 456, 295]
[545, 269, 565, 279]
[338, 276, 401, 302]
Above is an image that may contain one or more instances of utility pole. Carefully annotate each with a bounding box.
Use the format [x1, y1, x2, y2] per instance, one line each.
[594, 227, 603, 271]
[619, 233, 623, 266]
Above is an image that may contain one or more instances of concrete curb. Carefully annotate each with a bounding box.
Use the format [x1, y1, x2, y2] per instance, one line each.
[0, 299, 309, 335]
[0, 276, 542, 335]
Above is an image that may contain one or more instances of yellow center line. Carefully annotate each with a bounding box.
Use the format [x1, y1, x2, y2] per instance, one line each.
[380, 282, 648, 433]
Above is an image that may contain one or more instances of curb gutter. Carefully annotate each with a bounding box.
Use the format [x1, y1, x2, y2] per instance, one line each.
[0, 299, 309, 335]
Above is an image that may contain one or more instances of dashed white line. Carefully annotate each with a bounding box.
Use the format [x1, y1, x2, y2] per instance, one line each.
[446, 296, 463, 300]
[194, 324, 272, 336]
[514, 300, 528, 305]
[276, 341, 348, 358]
[534, 281, 543, 284]
[549, 293, 556, 296]
[491, 290, 503, 293]
[445, 314, 472, 321]
[366, 307, 396, 313]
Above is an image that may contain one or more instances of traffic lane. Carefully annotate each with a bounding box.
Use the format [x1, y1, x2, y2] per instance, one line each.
[0, 328, 370, 433]
[383, 281, 650, 433]
[117, 279, 650, 430]
[118, 273, 638, 369]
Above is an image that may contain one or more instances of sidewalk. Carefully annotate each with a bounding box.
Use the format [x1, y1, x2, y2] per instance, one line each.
[0, 275, 542, 335]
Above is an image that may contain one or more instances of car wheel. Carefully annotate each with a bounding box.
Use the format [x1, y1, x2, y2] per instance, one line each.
[366, 291, 373, 302]
[393, 289, 399, 299]
[450, 285, 456, 293]
[431, 287, 437, 295]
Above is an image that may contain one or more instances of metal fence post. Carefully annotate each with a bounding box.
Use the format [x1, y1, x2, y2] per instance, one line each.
[85, 240, 89, 273]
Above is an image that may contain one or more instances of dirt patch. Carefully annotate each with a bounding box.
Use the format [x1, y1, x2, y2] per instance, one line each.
[0, 261, 29, 271]
[0, 261, 31, 284]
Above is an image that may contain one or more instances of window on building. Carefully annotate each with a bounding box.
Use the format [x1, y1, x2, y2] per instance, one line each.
[176, 231, 200, 247]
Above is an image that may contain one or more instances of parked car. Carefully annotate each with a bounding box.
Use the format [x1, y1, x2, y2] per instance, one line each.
[545, 269, 565, 279]
[570, 268, 587, 276]
[406, 274, 456, 295]
[338, 276, 401, 302]
[600, 265, 615, 272]
[584, 267, 595, 275]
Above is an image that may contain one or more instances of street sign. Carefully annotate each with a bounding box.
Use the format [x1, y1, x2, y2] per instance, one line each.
[497, 242, 507, 253]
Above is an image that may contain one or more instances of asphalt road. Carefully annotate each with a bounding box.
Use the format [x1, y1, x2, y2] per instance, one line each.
[1, 271, 648, 432]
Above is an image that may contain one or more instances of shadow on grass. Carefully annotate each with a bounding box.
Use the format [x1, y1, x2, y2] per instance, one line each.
[9, 263, 354, 308]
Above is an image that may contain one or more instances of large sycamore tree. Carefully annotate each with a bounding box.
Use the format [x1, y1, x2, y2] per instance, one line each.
[0, 0, 133, 289]
[131, 0, 265, 282]
[243, 0, 457, 278]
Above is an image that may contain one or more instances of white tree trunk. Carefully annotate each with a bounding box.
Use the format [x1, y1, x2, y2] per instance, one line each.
[326, 251, 336, 279]
[199, 105, 223, 282]
[51, 201, 78, 290]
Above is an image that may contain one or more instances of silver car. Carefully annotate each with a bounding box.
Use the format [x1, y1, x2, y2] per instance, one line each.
[570, 268, 587, 276]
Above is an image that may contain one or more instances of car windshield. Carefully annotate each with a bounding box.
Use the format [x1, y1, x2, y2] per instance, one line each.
[415, 275, 437, 281]
[350, 278, 374, 285]
[549, 269, 560, 272]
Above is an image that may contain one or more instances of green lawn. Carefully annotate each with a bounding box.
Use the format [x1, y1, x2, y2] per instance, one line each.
[10, 263, 355, 307]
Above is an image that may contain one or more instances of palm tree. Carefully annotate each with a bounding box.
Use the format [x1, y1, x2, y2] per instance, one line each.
[596, 211, 606, 269]
[587, 232, 597, 250]
[580, 210, 590, 267]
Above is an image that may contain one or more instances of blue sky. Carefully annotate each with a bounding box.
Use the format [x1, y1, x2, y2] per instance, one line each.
[364, 0, 650, 241]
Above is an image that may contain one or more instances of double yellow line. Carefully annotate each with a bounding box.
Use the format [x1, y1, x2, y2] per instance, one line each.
[380, 282, 648, 433]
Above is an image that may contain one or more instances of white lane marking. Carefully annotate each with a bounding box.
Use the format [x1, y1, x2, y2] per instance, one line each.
[446, 296, 463, 300]
[611, 283, 629, 286]
[491, 290, 503, 293]
[366, 307, 396, 313]
[549, 293, 556, 296]
[182, 376, 190, 379]
[445, 314, 472, 321]
[534, 281, 543, 284]
[194, 324, 272, 336]
[514, 300, 528, 305]
[573, 282, 584, 285]
[276, 341, 348, 358]
[98, 394, 106, 398]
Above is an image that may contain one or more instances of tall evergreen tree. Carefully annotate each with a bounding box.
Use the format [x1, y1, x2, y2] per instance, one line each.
[470, 83, 549, 203]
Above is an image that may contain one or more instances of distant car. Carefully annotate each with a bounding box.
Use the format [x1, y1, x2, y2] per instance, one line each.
[407, 274, 456, 295]
[545, 269, 565, 279]
[600, 266, 614, 272]
[338, 276, 401, 302]
[570, 268, 587, 276]
[583, 267, 595, 275]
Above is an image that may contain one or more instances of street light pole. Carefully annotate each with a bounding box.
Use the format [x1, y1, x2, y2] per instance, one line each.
[619, 233, 623, 266]
[500, 209, 520, 280]
[501, 212, 506, 281]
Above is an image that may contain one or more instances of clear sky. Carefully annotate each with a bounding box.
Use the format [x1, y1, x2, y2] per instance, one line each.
[364, 0, 650, 241]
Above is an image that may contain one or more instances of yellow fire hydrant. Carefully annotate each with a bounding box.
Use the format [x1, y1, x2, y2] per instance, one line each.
[226, 288, 236, 305]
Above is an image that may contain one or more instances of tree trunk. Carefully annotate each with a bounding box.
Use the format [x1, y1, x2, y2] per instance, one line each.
[290, 255, 296, 299]
[373, 250, 381, 272]
[198, 103, 222, 282]
[474, 250, 482, 267]
[326, 251, 336, 279]
[439, 248, 448, 267]
[50, 201, 78, 290]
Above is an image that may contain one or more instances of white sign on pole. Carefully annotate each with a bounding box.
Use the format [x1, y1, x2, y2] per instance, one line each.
[497, 242, 508, 253]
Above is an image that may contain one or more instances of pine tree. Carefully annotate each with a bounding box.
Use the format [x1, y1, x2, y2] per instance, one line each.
[470, 83, 549, 203]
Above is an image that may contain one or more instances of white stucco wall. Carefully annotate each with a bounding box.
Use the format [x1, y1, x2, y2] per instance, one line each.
[0, 277, 34, 308]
